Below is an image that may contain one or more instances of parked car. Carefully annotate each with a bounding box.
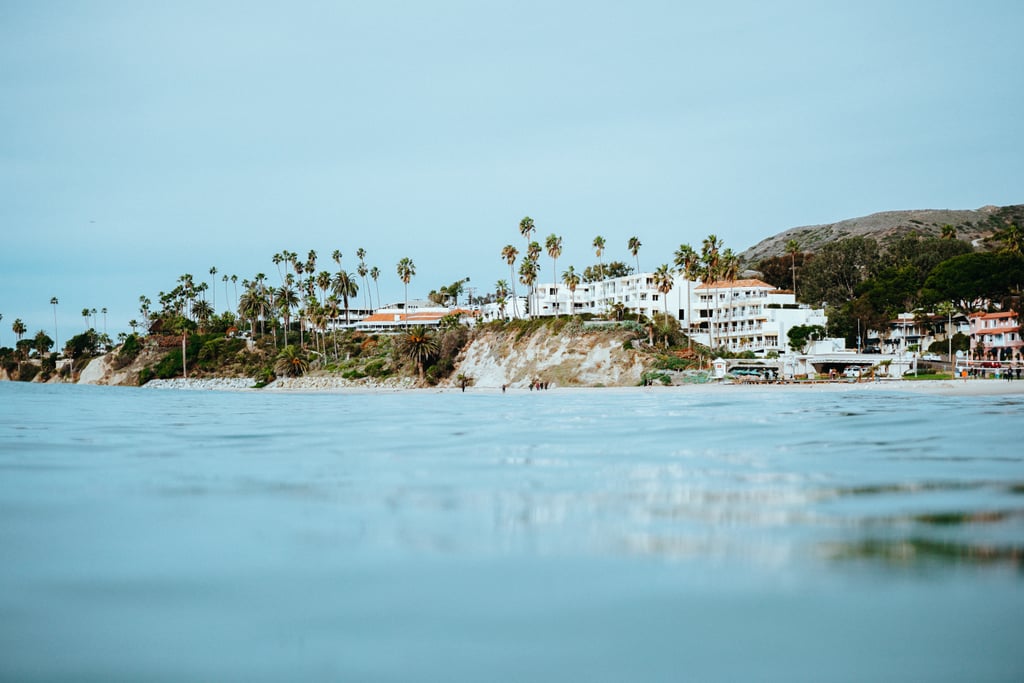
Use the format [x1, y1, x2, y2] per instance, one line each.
[921, 353, 941, 361]
[843, 366, 865, 378]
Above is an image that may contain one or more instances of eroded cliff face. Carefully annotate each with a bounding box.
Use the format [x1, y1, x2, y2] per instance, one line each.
[446, 325, 646, 388]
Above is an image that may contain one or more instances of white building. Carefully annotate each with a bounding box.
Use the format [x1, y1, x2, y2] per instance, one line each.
[527, 274, 826, 355]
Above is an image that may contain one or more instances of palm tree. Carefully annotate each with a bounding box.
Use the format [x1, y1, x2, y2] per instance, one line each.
[501, 244, 520, 318]
[12, 318, 26, 341]
[193, 300, 213, 333]
[398, 325, 438, 384]
[81, 308, 90, 330]
[396, 257, 416, 328]
[356, 248, 370, 313]
[209, 266, 218, 311]
[128, 319, 139, 334]
[941, 224, 957, 240]
[785, 239, 800, 298]
[592, 235, 606, 279]
[519, 216, 535, 251]
[332, 249, 343, 267]
[720, 248, 740, 352]
[370, 266, 381, 310]
[49, 297, 59, 352]
[238, 285, 265, 338]
[673, 243, 698, 341]
[231, 274, 239, 310]
[653, 264, 675, 347]
[562, 266, 580, 315]
[495, 279, 510, 318]
[101, 307, 108, 337]
[527, 241, 541, 317]
[518, 257, 538, 319]
[333, 269, 358, 324]
[628, 236, 642, 274]
[274, 344, 309, 377]
[274, 283, 298, 341]
[701, 234, 723, 282]
[90, 308, 97, 330]
[545, 233, 563, 314]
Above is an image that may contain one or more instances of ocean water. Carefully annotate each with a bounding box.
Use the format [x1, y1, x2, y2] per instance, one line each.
[1, 382, 1022, 682]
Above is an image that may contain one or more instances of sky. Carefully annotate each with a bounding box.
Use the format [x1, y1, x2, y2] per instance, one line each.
[2, 0, 1022, 343]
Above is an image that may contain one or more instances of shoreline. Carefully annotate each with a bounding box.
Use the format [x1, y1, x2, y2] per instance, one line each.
[136, 376, 1024, 396]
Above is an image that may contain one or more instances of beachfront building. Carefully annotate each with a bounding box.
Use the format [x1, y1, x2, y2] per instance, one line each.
[969, 311, 1022, 361]
[352, 301, 476, 332]
[693, 279, 827, 355]
[528, 274, 825, 355]
[530, 272, 692, 323]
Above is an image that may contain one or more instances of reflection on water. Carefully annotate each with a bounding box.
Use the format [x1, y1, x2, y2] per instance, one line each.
[1, 383, 1023, 681]
[826, 538, 1024, 569]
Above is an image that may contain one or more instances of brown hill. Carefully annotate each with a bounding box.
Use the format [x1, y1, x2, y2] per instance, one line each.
[740, 204, 1022, 264]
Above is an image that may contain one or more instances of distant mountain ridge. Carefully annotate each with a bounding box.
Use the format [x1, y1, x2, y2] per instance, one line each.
[740, 204, 1022, 264]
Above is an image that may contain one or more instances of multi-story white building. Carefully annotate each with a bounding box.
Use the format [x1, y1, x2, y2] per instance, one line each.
[528, 274, 825, 355]
[531, 272, 692, 323]
[693, 279, 827, 354]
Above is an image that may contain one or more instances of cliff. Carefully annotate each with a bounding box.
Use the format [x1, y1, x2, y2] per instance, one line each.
[444, 322, 647, 388]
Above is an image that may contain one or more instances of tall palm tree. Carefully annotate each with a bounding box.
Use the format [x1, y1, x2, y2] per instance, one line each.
[50, 297, 59, 352]
[592, 235, 606, 279]
[673, 243, 698, 340]
[494, 279, 510, 319]
[332, 249, 343, 267]
[527, 241, 541, 317]
[370, 266, 381, 310]
[101, 307, 108, 336]
[90, 308, 98, 330]
[720, 248, 740, 352]
[785, 239, 800, 298]
[519, 216, 535, 252]
[357, 261, 370, 313]
[562, 266, 580, 315]
[501, 244, 520, 318]
[628, 236, 642, 273]
[209, 266, 218, 311]
[518, 258, 538, 319]
[545, 233, 563, 314]
[12, 318, 26, 341]
[396, 257, 416, 328]
[333, 269, 358, 324]
[231, 274, 238, 311]
[653, 264, 675, 347]
[592, 235, 607, 306]
[81, 308, 90, 330]
[398, 325, 438, 384]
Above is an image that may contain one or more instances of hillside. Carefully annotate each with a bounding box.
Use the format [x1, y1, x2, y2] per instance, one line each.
[740, 204, 1022, 264]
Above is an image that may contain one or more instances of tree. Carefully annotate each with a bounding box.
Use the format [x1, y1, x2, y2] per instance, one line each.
[81, 308, 90, 330]
[653, 264, 675, 347]
[519, 216, 535, 250]
[396, 257, 416, 328]
[33, 330, 54, 356]
[398, 326, 438, 383]
[274, 345, 309, 377]
[583, 261, 632, 282]
[494, 280, 510, 318]
[700, 234, 723, 283]
[673, 243, 698, 339]
[941, 224, 957, 240]
[12, 318, 26, 341]
[785, 239, 800, 296]
[628, 236, 642, 274]
[562, 266, 580, 315]
[209, 266, 218, 311]
[501, 244, 520, 318]
[545, 234, 563, 314]
[370, 266, 381, 310]
[592, 236, 606, 280]
[50, 297, 59, 353]
[922, 252, 1024, 312]
[518, 257, 538, 319]
[357, 248, 370, 313]
[799, 236, 880, 305]
[333, 269, 358, 324]
[788, 324, 826, 353]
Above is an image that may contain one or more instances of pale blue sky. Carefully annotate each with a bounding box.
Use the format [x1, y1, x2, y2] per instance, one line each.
[2, 0, 1022, 341]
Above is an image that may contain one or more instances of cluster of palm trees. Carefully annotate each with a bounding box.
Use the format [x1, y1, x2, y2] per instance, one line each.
[496, 216, 740, 330]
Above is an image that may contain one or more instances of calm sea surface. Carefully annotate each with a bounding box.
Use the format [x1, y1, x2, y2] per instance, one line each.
[1, 382, 1022, 681]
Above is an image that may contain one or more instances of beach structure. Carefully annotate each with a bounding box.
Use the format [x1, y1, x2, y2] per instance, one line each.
[969, 311, 1022, 361]
[529, 274, 826, 355]
[353, 301, 475, 332]
[691, 279, 826, 355]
